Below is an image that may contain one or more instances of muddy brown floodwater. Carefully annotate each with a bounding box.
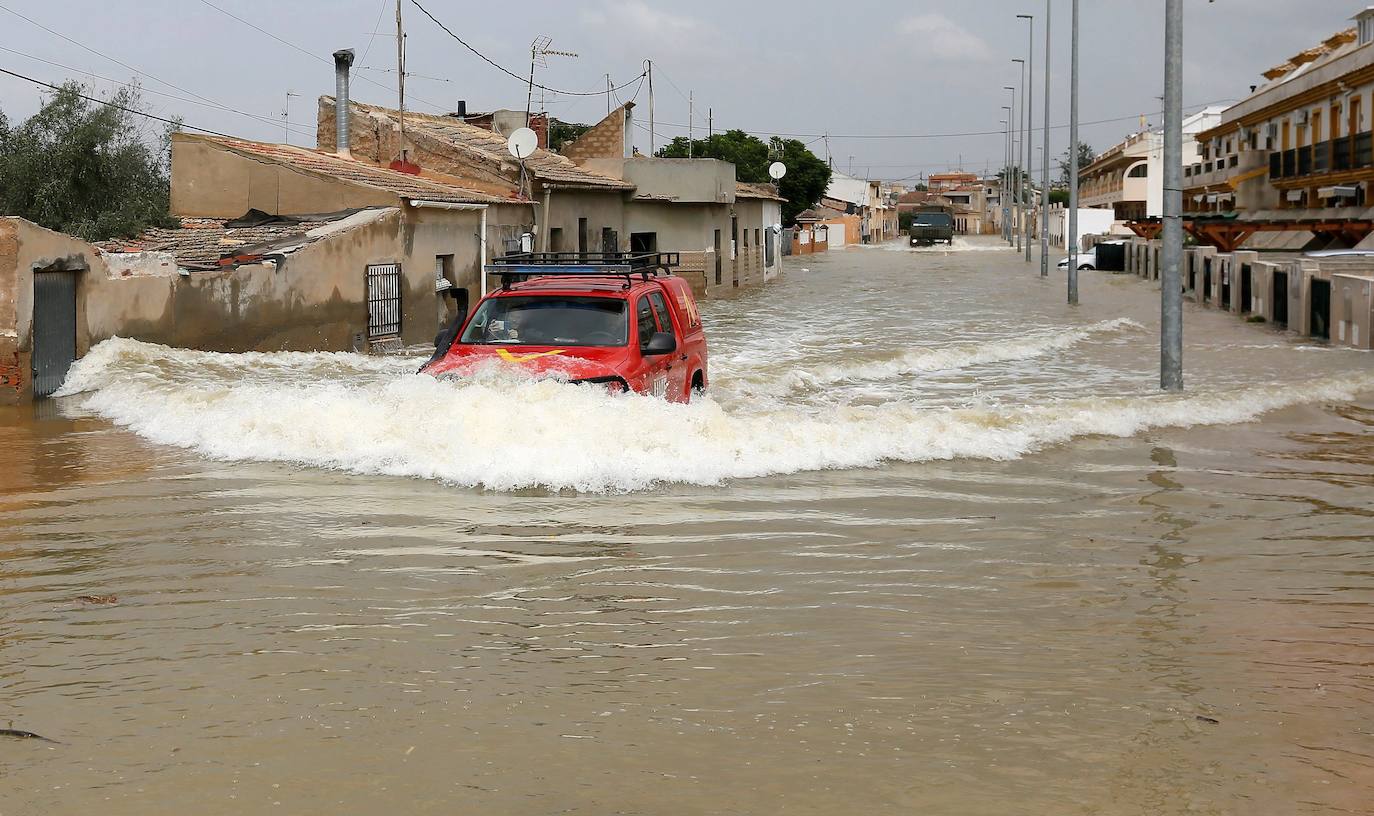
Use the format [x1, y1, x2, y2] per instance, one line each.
[3, 237, 1373, 815]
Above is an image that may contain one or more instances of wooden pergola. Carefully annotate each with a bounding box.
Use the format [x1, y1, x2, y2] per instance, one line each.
[1127, 217, 1374, 252]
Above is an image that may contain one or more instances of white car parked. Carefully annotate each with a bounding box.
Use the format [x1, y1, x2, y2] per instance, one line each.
[1056, 249, 1098, 271]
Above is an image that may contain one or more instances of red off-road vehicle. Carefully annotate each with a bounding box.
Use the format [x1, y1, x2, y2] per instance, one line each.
[421, 252, 708, 402]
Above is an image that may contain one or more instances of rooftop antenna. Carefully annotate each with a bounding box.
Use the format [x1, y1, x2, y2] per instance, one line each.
[508, 126, 538, 201]
[768, 160, 786, 195]
[526, 36, 578, 128]
[282, 90, 300, 145]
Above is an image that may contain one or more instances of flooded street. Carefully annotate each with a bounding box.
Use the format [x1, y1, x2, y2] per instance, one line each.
[4, 238, 1374, 814]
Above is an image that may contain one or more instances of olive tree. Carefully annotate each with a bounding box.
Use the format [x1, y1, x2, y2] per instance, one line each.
[0, 81, 177, 240]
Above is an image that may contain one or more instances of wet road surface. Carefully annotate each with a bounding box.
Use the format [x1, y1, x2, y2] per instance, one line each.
[3, 237, 1373, 814]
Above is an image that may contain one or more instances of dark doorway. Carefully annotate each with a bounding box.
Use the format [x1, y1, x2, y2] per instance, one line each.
[32, 270, 78, 398]
[1310, 278, 1331, 340]
[577, 218, 589, 253]
[1202, 258, 1212, 304]
[1220, 265, 1231, 309]
[730, 217, 739, 287]
[1187, 256, 1196, 291]
[601, 227, 617, 254]
[1240, 264, 1252, 313]
[714, 229, 722, 285]
[1273, 271, 1289, 327]
[630, 232, 657, 252]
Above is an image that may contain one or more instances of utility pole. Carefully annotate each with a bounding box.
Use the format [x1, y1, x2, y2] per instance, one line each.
[1019, 13, 1034, 262]
[647, 59, 655, 154]
[396, 0, 407, 162]
[824, 133, 830, 167]
[688, 90, 694, 158]
[848, 155, 855, 175]
[708, 107, 713, 138]
[1161, 0, 1184, 390]
[1068, 0, 1081, 303]
[606, 73, 612, 115]
[1013, 55, 1026, 254]
[1040, 0, 1051, 278]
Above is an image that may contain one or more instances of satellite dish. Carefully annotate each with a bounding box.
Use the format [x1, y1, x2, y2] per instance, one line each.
[768, 161, 787, 180]
[507, 127, 538, 159]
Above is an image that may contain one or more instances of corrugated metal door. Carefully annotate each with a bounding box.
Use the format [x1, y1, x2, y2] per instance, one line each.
[32, 271, 78, 398]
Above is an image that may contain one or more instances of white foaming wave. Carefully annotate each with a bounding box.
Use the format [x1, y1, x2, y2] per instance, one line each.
[719, 318, 1142, 397]
[57, 338, 1374, 493]
[861, 238, 1012, 253]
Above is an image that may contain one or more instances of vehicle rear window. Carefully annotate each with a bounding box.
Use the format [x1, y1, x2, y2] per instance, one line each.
[914, 213, 953, 227]
[460, 296, 628, 346]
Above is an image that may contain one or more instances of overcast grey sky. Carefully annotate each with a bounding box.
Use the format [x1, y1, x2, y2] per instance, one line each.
[0, 1, 1352, 182]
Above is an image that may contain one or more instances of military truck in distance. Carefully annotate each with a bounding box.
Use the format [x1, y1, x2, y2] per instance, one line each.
[908, 205, 955, 247]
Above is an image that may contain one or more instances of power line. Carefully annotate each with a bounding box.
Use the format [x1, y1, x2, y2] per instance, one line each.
[358, 0, 390, 67]
[408, 0, 644, 97]
[0, 65, 237, 138]
[0, 45, 316, 140]
[192, 0, 447, 112]
[644, 98, 1237, 141]
[0, 1, 299, 128]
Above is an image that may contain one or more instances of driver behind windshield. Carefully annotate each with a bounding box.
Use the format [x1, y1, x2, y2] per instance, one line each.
[460, 297, 628, 347]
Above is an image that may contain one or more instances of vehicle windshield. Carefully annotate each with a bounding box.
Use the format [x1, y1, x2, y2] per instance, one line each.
[914, 213, 953, 227]
[459, 296, 628, 346]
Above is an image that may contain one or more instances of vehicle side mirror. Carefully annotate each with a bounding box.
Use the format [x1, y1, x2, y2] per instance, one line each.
[642, 331, 676, 356]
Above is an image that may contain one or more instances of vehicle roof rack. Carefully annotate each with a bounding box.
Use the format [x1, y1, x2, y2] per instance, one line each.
[485, 251, 680, 289]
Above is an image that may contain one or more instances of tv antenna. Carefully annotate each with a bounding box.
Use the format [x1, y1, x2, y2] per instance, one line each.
[526, 36, 578, 127]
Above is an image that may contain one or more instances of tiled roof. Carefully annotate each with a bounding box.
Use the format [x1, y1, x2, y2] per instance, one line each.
[95, 209, 395, 268]
[199, 135, 507, 204]
[346, 101, 633, 191]
[736, 181, 786, 201]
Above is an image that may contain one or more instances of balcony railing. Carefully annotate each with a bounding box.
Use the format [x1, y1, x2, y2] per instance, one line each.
[1270, 131, 1374, 180]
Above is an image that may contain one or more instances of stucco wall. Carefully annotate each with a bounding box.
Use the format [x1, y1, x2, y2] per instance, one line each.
[171, 135, 399, 218]
[585, 158, 736, 204]
[544, 189, 627, 252]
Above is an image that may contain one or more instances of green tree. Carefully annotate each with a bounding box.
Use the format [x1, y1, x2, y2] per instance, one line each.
[1057, 141, 1096, 188]
[548, 119, 590, 153]
[657, 129, 831, 224]
[0, 81, 176, 240]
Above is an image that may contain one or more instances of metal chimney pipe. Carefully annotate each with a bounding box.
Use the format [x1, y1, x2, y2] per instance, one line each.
[332, 48, 354, 157]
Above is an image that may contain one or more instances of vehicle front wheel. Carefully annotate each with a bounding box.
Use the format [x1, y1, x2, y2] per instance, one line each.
[1079, 263, 1095, 270]
[689, 371, 705, 401]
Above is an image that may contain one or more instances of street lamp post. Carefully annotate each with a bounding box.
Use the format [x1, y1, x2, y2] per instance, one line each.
[1000, 114, 1011, 241]
[1040, 0, 1051, 278]
[1068, 0, 1080, 303]
[1004, 85, 1015, 244]
[1012, 56, 1026, 254]
[1161, 0, 1183, 390]
[1017, 14, 1034, 263]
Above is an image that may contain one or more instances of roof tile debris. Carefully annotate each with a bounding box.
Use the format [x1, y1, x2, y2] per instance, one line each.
[96, 208, 396, 269]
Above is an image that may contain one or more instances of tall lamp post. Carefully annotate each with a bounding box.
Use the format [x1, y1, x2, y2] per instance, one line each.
[1038, 0, 1049, 277]
[1068, 0, 1081, 303]
[1012, 56, 1026, 254]
[1161, 0, 1183, 390]
[1004, 85, 1016, 243]
[1017, 14, 1034, 263]
[1001, 107, 1012, 242]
